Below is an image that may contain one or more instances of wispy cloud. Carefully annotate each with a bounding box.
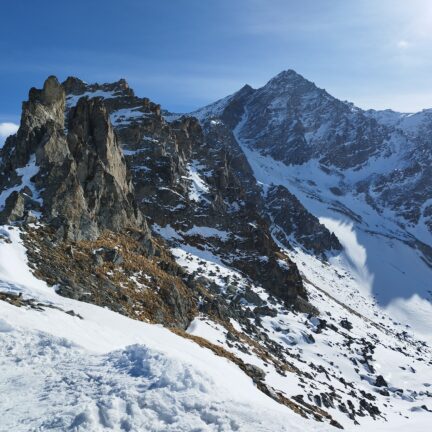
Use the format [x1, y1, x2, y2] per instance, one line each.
[397, 40, 411, 49]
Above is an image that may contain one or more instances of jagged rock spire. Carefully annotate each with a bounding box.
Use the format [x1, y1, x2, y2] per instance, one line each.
[0, 76, 149, 242]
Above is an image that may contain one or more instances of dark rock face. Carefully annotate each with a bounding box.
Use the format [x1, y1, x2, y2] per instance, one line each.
[265, 185, 342, 255]
[194, 70, 432, 241]
[0, 192, 26, 224]
[374, 375, 388, 388]
[229, 70, 390, 169]
[0, 76, 146, 241]
[340, 318, 353, 331]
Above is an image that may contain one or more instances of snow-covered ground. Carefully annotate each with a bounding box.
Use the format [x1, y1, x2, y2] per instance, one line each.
[172, 227, 432, 431]
[0, 155, 42, 211]
[1, 191, 431, 431]
[234, 123, 432, 342]
[66, 90, 117, 108]
[0, 226, 334, 432]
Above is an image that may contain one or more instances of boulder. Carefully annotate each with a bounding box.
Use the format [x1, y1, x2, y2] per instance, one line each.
[374, 375, 388, 388]
[0, 192, 25, 224]
[244, 363, 266, 382]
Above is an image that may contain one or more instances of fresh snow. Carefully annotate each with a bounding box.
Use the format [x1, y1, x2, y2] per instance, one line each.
[190, 93, 236, 122]
[183, 226, 230, 241]
[185, 161, 210, 203]
[235, 129, 432, 340]
[110, 107, 145, 126]
[0, 226, 333, 432]
[176, 229, 432, 431]
[153, 224, 230, 242]
[66, 90, 117, 108]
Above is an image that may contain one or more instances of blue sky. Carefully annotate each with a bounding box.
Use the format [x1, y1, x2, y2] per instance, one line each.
[1, 0, 432, 140]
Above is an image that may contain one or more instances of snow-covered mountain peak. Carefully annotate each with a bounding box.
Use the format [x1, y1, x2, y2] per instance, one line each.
[265, 69, 314, 89]
[255, 69, 336, 113]
[191, 69, 432, 243]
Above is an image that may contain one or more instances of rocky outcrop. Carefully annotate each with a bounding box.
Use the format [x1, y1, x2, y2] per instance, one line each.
[23, 225, 196, 329]
[0, 192, 26, 224]
[0, 76, 147, 241]
[265, 185, 341, 255]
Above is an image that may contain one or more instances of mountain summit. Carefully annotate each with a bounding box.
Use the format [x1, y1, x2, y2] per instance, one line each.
[194, 70, 432, 245]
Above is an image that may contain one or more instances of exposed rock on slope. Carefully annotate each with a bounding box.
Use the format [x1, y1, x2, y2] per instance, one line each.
[24, 225, 197, 328]
[61, 76, 319, 312]
[265, 185, 341, 255]
[0, 76, 145, 241]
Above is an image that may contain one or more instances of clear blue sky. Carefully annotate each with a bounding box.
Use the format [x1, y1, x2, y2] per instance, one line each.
[1, 0, 432, 131]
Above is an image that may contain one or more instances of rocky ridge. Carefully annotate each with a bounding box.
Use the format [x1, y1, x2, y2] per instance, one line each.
[60, 76, 338, 312]
[0, 76, 146, 242]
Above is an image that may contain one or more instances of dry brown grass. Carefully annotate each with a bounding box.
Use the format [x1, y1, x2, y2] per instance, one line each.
[21, 225, 341, 428]
[24, 226, 200, 328]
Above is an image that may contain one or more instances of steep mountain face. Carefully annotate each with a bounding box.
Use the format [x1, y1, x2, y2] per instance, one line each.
[265, 185, 341, 256]
[364, 108, 432, 231]
[224, 70, 391, 169]
[1, 73, 432, 431]
[194, 70, 432, 246]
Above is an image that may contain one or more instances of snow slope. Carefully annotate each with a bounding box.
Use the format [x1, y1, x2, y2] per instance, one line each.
[234, 121, 432, 341]
[166, 221, 432, 431]
[0, 226, 334, 432]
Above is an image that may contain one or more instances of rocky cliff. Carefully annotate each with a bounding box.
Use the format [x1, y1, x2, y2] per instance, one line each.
[0, 76, 146, 241]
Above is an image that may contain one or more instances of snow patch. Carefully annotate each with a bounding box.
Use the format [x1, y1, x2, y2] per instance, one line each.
[185, 161, 210, 203]
[0, 154, 42, 211]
